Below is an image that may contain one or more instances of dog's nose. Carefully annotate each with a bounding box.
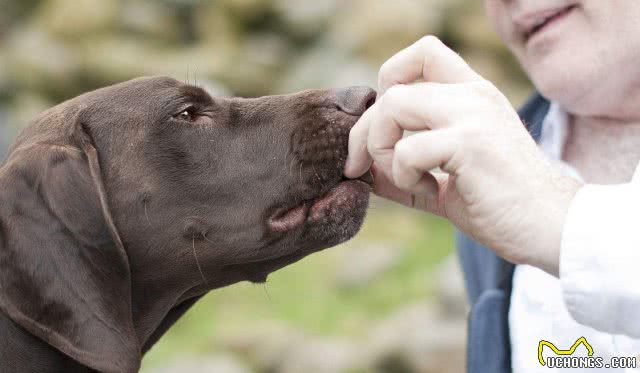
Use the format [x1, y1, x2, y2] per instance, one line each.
[334, 86, 377, 116]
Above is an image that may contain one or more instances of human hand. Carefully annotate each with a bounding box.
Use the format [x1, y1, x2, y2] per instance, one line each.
[345, 36, 582, 275]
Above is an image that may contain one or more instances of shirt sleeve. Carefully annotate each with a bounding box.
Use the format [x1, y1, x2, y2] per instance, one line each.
[560, 164, 640, 337]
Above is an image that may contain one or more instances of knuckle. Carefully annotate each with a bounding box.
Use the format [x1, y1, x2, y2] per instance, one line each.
[368, 143, 385, 159]
[367, 137, 387, 159]
[393, 140, 415, 168]
[418, 35, 443, 50]
[378, 60, 394, 84]
[471, 80, 505, 105]
[377, 86, 403, 117]
[391, 155, 409, 180]
[380, 85, 406, 106]
[470, 79, 492, 93]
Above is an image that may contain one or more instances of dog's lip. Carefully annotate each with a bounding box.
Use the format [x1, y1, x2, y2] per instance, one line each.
[268, 172, 372, 233]
[267, 201, 311, 233]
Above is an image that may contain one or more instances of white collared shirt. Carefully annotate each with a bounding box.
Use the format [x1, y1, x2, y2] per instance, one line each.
[510, 103, 640, 372]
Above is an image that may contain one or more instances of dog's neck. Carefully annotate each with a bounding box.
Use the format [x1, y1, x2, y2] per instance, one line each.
[127, 258, 206, 351]
[126, 251, 250, 352]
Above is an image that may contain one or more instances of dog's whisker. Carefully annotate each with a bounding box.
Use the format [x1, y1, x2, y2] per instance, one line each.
[144, 201, 152, 228]
[289, 157, 296, 180]
[192, 236, 209, 287]
[311, 163, 321, 182]
[201, 232, 215, 244]
[299, 162, 303, 184]
[283, 151, 290, 178]
[261, 283, 271, 301]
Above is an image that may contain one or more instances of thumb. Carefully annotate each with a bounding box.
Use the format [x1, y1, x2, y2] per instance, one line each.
[371, 163, 447, 216]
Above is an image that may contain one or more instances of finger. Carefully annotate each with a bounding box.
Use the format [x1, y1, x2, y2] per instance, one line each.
[366, 82, 476, 171]
[344, 107, 375, 178]
[392, 129, 459, 192]
[370, 162, 413, 205]
[372, 163, 448, 216]
[350, 80, 496, 180]
[365, 84, 448, 178]
[378, 35, 483, 95]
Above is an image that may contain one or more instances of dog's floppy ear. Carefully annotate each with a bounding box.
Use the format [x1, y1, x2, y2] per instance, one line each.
[0, 109, 140, 372]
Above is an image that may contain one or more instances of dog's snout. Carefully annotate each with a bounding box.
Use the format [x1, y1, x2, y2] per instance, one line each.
[334, 86, 376, 116]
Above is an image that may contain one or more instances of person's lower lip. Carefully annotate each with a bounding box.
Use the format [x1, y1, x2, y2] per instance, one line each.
[526, 5, 577, 44]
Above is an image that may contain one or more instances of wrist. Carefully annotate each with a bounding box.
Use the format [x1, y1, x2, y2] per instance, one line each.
[522, 174, 582, 276]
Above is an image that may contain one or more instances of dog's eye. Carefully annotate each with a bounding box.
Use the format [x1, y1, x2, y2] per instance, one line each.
[175, 108, 196, 122]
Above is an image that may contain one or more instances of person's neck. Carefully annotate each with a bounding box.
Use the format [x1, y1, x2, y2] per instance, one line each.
[563, 113, 640, 184]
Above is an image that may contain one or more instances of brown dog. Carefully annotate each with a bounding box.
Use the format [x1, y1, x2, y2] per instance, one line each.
[0, 77, 376, 372]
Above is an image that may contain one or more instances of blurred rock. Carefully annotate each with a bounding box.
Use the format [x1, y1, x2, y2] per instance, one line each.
[199, 79, 233, 97]
[334, 243, 402, 289]
[1, 0, 531, 104]
[223, 323, 307, 372]
[147, 355, 250, 373]
[35, 0, 118, 38]
[434, 255, 468, 319]
[274, 0, 338, 38]
[9, 93, 52, 129]
[217, 0, 274, 24]
[194, 2, 242, 47]
[219, 33, 290, 97]
[120, 1, 180, 41]
[447, 1, 505, 52]
[223, 300, 466, 373]
[224, 323, 369, 373]
[80, 37, 160, 82]
[81, 37, 226, 85]
[5, 26, 81, 94]
[445, 1, 531, 104]
[0, 108, 12, 160]
[366, 301, 466, 373]
[276, 41, 377, 94]
[280, 338, 367, 373]
[327, 0, 448, 64]
[0, 49, 9, 98]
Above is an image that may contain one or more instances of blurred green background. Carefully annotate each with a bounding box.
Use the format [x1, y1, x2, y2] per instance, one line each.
[0, 1, 532, 372]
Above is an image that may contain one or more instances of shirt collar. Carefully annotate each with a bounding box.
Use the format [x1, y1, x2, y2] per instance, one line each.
[539, 102, 569, 161]
[537, 102, 584, 182]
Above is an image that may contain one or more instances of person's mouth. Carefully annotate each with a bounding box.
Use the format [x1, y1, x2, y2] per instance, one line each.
[516, 4, 579, 43]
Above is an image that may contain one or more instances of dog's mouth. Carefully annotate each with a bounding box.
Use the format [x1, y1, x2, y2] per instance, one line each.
[268, 171, 373, 233]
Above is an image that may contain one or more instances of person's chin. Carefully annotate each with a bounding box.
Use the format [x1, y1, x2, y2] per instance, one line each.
[522, 44, 595, 107]
[530, 67, 607, 116]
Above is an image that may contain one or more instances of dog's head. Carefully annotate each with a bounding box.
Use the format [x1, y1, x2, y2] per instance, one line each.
[0, 77, 375, 372]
